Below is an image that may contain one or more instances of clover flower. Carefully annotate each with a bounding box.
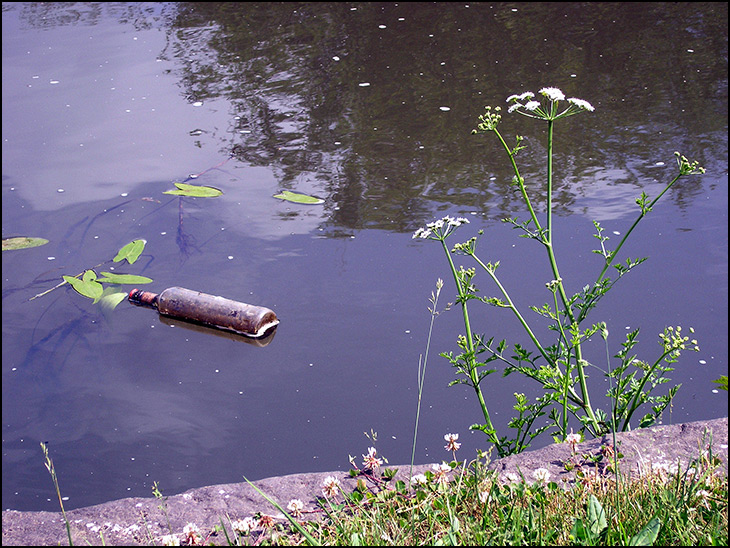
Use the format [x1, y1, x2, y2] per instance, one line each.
[565, 431, 581, 447]
[362, 446, 383, 470]
[230, 517, 257, 535]
[410, 473, 428, 487]
[432, 462, 451, 485]
[258, 514, 276, 528]
[182, 523, 201, 545]
[444, 433, 461, 452]
[532, 468, 551, 484]
[160, 534, 181, 546]
[321, 475, 342, 498]
[287, 498, 304, 518]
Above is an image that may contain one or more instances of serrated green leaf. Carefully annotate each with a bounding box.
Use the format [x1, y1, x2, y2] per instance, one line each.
[2, 237, 49, 251]
[63, 271, 103, 301]
[113, 239, 146, 264]
[96, 272, 153, 285]
[163, 182, 223, 197]
[273, 190, 324, 204]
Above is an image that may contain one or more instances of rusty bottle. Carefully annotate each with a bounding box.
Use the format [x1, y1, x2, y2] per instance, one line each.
[128, 287, 279, 338]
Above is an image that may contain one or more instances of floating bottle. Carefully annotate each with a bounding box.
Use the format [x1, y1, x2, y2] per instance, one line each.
[128, 287, 279, 338]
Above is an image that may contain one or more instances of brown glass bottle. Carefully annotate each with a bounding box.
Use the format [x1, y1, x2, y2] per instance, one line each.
[128, 287, 279, 338]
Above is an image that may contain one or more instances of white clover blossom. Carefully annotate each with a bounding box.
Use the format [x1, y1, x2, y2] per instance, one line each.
[231, 517, 257, 535]
[410, 473, 428, 487]
[432, 462, 451, 485]
[565, 431, 581, 446]
[287, 498, 304, 517]
[444, 433, 461, 452]
[321, 475, 341, 498]
[362, 446, 383, 470]
[182, 523, 201, 544]
[532, 468, 551, 483]
[160, 533, 181, 546]
[503, 471, 522, 484]
[539, 87, 566, 101]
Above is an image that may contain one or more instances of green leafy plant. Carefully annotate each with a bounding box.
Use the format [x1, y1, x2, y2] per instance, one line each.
[413, 87, 705, 457]
[163, 182, 223, 197]
[273, 189, 325, 204]
[31, 239, 153, 309]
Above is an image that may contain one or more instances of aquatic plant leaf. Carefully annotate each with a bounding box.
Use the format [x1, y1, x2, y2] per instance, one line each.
[2, 237, 49, 251]
[96, 272, 153, 285]
[63, 271, 103, 302]
[273, 190, 324, 204]
[113, 239, 147, 264]
[98, 290, 128, 312]
[163, 182, 223, 197]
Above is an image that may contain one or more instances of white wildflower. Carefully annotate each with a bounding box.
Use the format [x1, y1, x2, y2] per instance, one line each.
[506, 91, 535, 102]
[444, 433, 461, 452]
[230, 517, 257, 535]
[432, 462, 451, 485]
[287, 498, 304, 517]
[567, 97, 595, 111]
[160, 533, 181, 546]
[532, 467, 551, 483]
[321, 475, 341, 498]
[539, 87, 565, 101]
[410, 473, 428, 487]
[524, 100, 541, 111]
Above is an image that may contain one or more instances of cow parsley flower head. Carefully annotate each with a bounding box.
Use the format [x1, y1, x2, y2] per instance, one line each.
[506, 86, 594, 120]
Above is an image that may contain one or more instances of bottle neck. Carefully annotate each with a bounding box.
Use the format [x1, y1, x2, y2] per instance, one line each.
[128, 288, 159, 308]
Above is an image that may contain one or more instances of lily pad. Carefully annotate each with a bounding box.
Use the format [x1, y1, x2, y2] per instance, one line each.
[164, 182, 223, 197]
[273, 190, 324, 204]
[113, 239, 146, 265]
[2, 237, 49, 251]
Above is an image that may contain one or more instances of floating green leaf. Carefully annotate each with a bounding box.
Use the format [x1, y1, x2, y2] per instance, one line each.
[96, 272, 153, 285]
[97, 289, 128, 312]
[273, 190, 324, 204]
[164, 182, 223, 197]
[113, 239, 146, 265]
[2, 237, 49, 251]
[63, 270, 103, 302]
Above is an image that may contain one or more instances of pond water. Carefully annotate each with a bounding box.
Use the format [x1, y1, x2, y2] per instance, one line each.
[2, 2, 727, 511]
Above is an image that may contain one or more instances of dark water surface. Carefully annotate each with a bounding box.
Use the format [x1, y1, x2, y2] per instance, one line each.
[2, 2, 727, 511]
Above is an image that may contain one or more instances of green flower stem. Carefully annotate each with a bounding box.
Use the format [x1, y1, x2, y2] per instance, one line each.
[440, 239, 499, 445]
[596, 173, 683, 285]
[621, 348, 676, 431]
[492, 128, 542, 232]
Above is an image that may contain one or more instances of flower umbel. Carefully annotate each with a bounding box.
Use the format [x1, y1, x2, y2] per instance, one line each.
[412, 216, 470, 241]
[506, 86, 594, 121]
